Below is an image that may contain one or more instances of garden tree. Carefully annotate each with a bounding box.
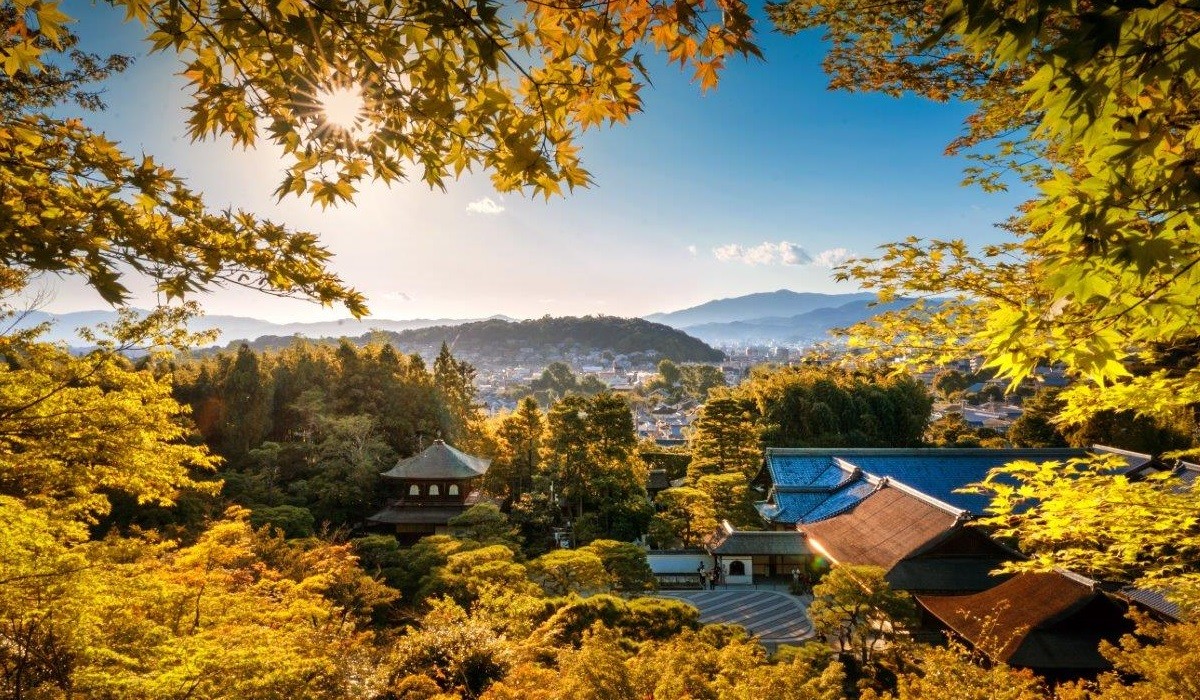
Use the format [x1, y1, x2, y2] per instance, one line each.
[646, 360, 725, 403]
[732, 364, 932, 448]
[0, 303, 218, 531]
[526, 548, 611, 596]
[863, 643, 1048, 700]
[485, 397, 545, 502]
[580, 539, 655, 592]
[681, 364, 728, 402]
[585, 392, 638, 463]
[648, 358, 686, 401]
[508, 491, 560, 556]
[625, 627, 846, 700]
[687, 396, 761, 481]
[531, 362, 580, 403]
[384, 598, 513, 698]
[809, 565, 918, 670]
[216, 344, 273, 459]
[1085, 614, 1200, 700]
[964, 456, 1200, 612]
[434, 342, 485, 449]
[421, 544, 541, 607]
[1006, 390, 1068, 449]
[696, 472, 760, 529]
[542, 394, 593, 516]
[931, 370, 968, 399]
[540, 392, 648, 534]
[554, 625, 639, 700]
[478, 664, 558, 700]
[1059, 408, 1194, 456]
[533, 595, 700, 649]
[0, 505, 393, 699]
[447, 504, 523, 550]
[248, 503, 316, 538]
[923, 414, 1002, 448]
[649, 486, 717, 548]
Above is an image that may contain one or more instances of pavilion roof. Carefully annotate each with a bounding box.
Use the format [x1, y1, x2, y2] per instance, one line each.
[380, 440, 490, 480]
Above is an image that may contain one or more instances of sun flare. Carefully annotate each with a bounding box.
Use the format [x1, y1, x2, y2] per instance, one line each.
[315, 84, 365, 132]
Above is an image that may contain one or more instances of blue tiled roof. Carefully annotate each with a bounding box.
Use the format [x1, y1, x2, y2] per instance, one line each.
[838, 455, 1015, 514]
[766, 455, 846, 488]
[802, 480, 877, 522]
[757, 479, 878, 525]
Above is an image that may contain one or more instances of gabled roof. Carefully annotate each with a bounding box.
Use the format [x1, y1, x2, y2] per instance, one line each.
[917, 571, 1133, 670]
[799, 482, 965, 570]
[366, 505, 471, 524]
[1118, 586, 1183, 621]
[755, 447, 1148, 523]
[380, 440, 490, 480]
[706, 522, 809, 556]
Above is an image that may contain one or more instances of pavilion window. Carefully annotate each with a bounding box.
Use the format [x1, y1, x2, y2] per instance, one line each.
[729, 560, 746, 576]
[409, 484, 420, 496]
[448, 484, 460, 496]
[429, 484, 440, 496]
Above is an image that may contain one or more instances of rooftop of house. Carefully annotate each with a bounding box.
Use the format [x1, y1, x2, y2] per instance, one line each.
[754, 446, 1150, 526]
[380, 440, 491, 480]
[706, 522, 809, 556]
[917, 571, 1133, 671]
[799, 481, 967, 570]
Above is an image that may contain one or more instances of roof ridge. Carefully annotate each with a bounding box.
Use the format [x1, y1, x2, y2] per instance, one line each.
[1054, 568, 1099, 589]
[873, 475, 969, 518]
[765, 447, 1087, 457]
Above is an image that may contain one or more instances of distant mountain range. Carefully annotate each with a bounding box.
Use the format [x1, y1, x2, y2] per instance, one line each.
[22, 289, 904, 353]
[646, 290, 878, 327]
[647, 290, 908, 345]
[12, 310, 512, 347]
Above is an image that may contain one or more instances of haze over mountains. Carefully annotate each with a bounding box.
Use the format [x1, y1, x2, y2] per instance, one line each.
[645, 290, 907, 345]
[20, 290, 895, 349]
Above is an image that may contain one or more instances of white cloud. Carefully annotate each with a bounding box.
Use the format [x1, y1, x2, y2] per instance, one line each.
[712, 241, 812, 266]
[810, 248, 854, 268]
[778, 242, 812, 265]
[380, 291, 412, 302]
[687, 245, 698, 256]
[466, 196, 505, 215]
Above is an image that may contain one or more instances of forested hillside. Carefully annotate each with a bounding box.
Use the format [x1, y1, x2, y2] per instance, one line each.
[239, 316, 725, 363]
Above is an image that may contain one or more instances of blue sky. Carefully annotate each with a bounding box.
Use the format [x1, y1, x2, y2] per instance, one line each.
[38, 2, 1029, 322]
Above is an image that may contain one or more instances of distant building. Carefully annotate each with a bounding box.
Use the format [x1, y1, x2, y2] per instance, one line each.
[366, 440, 491, 544]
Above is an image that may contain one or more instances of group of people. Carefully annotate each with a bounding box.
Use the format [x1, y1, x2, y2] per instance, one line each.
[697, 564, 723, 590]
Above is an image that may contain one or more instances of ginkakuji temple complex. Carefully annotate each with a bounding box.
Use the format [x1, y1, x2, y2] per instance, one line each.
[366, 439, 491, 543]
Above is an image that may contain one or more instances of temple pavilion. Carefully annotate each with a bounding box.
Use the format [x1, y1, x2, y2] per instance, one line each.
[366, 439, 491, 543]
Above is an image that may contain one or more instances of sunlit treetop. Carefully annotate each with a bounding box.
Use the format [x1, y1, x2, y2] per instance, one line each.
[7, 0, 760, 203]
[771, 0, 1200, 428]
[1, 0, 758, 314]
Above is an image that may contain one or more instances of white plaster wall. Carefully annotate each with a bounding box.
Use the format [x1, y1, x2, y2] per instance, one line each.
[647, 552, 713, 574]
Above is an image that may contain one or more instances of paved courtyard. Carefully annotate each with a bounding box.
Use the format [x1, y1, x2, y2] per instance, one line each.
[655, 589, 814, 646]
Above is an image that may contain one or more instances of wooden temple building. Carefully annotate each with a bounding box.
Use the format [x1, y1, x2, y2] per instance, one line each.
[366, 439, 491, 543]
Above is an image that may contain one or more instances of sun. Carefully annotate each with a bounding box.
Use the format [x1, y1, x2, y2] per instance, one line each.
[315, 84, 365, 132]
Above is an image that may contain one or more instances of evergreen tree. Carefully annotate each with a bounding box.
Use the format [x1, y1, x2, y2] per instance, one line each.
[687, 397, 761, 482]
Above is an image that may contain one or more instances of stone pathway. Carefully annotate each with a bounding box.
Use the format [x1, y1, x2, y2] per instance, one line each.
[655, 589, 814, 645]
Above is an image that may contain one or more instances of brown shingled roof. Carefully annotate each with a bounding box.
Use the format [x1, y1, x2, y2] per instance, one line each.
[800, 484, 961, 569]
[917, 572, 1132, 670]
